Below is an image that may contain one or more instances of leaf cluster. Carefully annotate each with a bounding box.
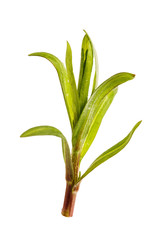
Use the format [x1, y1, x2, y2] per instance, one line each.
[21, 31, 141, 186]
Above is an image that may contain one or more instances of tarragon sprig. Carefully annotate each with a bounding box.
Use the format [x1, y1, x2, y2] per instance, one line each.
[20, 31, 141, 217]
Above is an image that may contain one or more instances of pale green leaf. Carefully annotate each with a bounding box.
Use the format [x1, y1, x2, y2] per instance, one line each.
[76, 121, 142, 183]
[72, 72, 135, 162]
[29, 52, 79, 130]
[78, 34, 93, 113]
[20, 126, 74, 181]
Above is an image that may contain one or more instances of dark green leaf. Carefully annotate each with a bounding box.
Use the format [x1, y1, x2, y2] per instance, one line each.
[29, 52, 79, 130]
[76, 121, 142, 183]
[20, 126, 74, 181]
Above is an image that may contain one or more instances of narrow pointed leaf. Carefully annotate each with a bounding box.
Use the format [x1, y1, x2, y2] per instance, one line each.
[29, 52, 79, 130]
[20, 126, 73, 181]
[76, 121, 142, 183]
[78, 34, 93, 113]
[92, 50, 99, 94]
[80, 88, 118, 160]
[83, 30, 99, 94]
[65, 42, 80, 121]
[72, 72, 135, 162]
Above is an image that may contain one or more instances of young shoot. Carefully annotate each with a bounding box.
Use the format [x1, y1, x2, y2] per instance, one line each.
[21, 31, 141, 217]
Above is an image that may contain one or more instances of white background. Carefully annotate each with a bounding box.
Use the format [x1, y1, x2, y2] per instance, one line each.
[0, 0, 160, 239]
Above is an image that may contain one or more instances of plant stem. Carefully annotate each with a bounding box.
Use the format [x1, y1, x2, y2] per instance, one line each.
[61, 181, 80, 217]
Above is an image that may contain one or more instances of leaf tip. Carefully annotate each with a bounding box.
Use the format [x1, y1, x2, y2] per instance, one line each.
[83, 29, 87, 34]
[20, 130, 29, 137]
[134, 120, 142, 131]
[28, 52, 41, 57]
[28, 53, 34, 57]
[20, 132, 25, 137]
[132, 73, 136, 78]
[82, 29, 90, 40]
[66, 41, 71, 50]
[137, 120, 142, 126]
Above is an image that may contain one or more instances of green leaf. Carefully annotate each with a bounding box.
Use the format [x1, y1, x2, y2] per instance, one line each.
[91, 50, 99, 94]
[20, 126, 74, 181]
[65, 42, 80, 122]
[83, 30, 99, 94]
[80, 88, 118, 160]
[78, 34, 93, 113]
[76, 121, 142, 183]
[72, 72, 135, 162]
[29, 52, 79, 130]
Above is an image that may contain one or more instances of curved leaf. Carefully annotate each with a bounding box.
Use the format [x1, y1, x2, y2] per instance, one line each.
[20, 126, 73, 181]
[83, 30, 99, 94]
[29, 52, 79, 130]
[72, 72, 135, 162]
[80, 88, 118, 160]
[76, 121, 142, 183]
[78, 34, 93, 113]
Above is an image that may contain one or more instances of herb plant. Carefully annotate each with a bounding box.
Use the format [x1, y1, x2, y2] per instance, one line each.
[20, 31, 141, 217]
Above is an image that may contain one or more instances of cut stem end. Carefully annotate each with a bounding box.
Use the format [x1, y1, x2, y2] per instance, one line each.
[61, 182, 79, 217]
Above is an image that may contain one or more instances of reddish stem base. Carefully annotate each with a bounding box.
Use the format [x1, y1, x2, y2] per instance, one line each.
[61, 182, 79, 217]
